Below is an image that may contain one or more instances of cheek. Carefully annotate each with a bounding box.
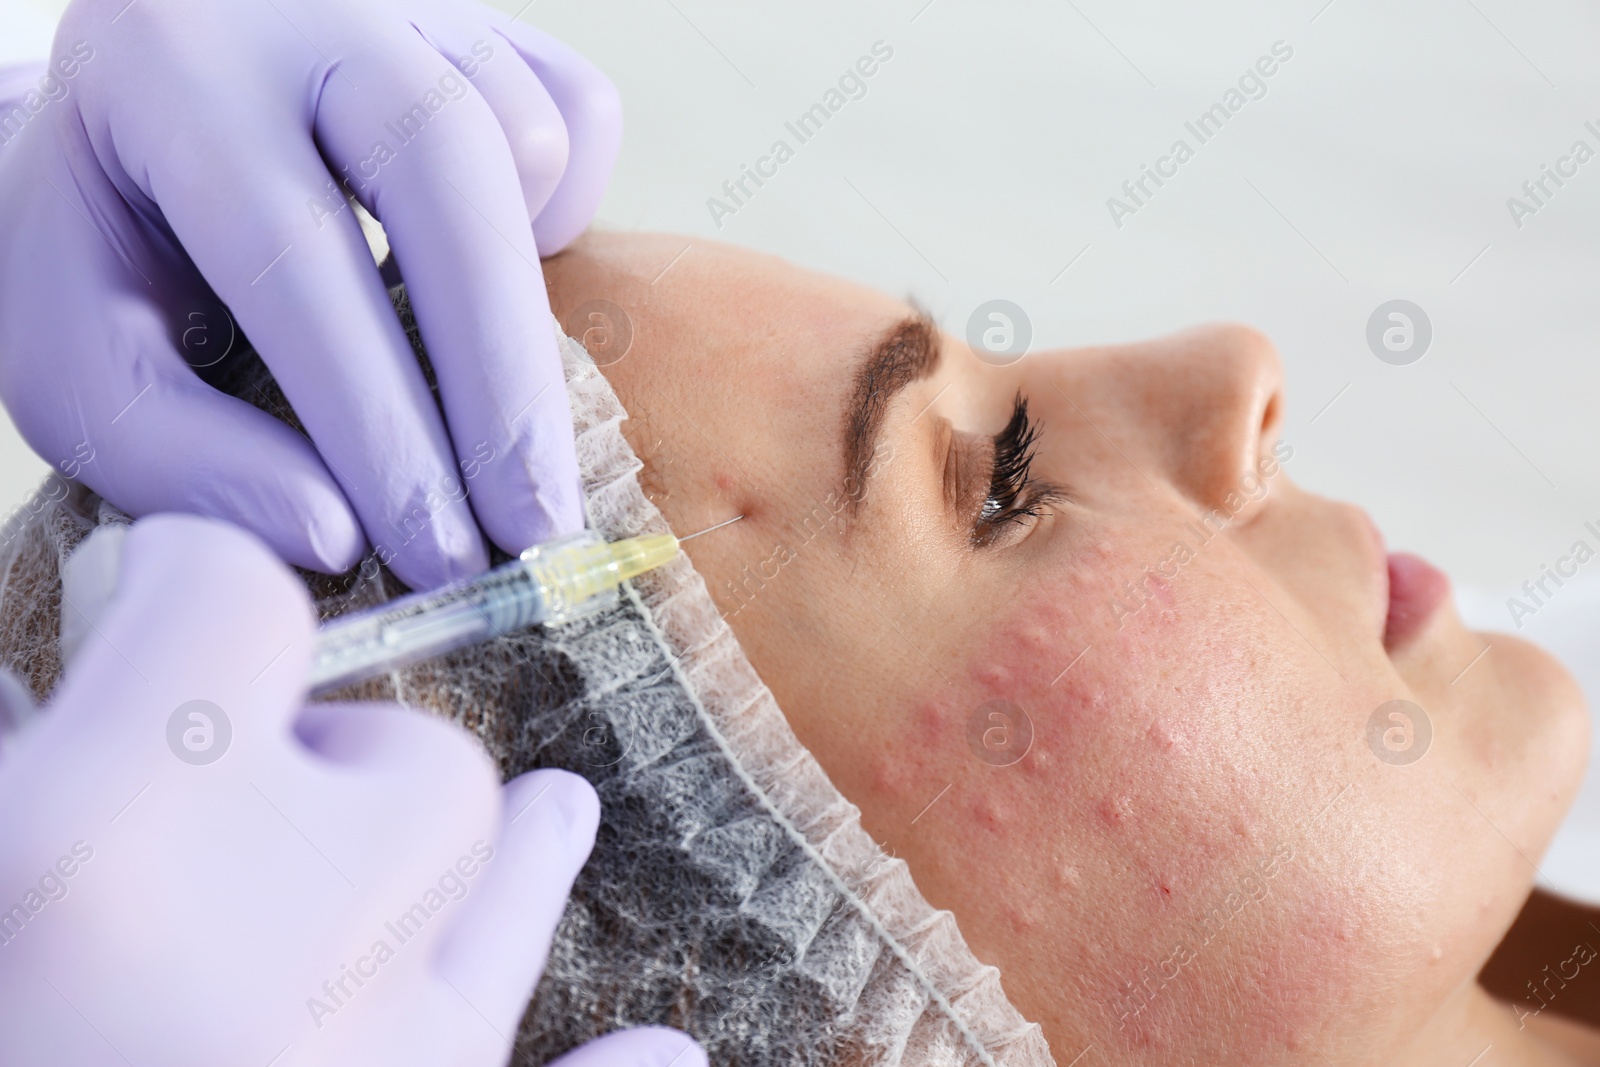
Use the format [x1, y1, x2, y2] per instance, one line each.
[816, 527, 1465, 1060]
[964, 552, 1262, 822]
[854, 698, 961, 816]
[1095, 877, 1383, 1062]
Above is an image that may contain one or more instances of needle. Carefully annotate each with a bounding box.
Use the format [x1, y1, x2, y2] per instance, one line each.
[677, 514, 745, 543]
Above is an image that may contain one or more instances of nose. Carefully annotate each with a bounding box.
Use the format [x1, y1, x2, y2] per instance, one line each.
[1066, 323, 1285, 517]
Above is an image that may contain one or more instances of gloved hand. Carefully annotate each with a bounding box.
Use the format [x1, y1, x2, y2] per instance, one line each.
[0, 0, 622, 591]
[0, 515, 702, 1067]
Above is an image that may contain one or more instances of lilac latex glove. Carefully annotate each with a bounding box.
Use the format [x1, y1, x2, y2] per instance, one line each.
[0, 0, 622, 590]
[0, 515, 703, 1067]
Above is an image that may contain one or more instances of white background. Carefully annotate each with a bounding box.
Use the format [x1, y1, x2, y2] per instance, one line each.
[3, 0, 1599, 893]
[5, 0, 1599, 587]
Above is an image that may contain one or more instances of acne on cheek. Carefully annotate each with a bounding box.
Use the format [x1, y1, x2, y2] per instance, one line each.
[1091, 884, 1369, 1060]
[854, 691, 1037, 843]
[961, 591, 1141, 762]
[1200, 887, 1376, 1050]
[857, 699, 956, 811]
[967, 792, 1014, 839]
[964, 580, 1289, 873]
[960, 545, 1186, 717]
[876, 556, 1231, 816]
[934, 558, 1391, 1049]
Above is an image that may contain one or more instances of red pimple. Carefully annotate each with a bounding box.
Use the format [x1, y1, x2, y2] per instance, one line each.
[908, 700, 937, 735]
[1095, 794, 1131, 830]
[1002, 896, 1040, 933]
[971, 794, 1007, 834]
[970, 661, 1009, 690]
[862, 749, 910, 798]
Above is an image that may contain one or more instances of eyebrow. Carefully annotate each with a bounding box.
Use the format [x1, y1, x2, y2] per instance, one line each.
[841, 310, 941, 516]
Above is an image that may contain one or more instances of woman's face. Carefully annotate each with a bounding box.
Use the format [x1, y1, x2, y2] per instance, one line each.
[545, 232, 1588, 1065]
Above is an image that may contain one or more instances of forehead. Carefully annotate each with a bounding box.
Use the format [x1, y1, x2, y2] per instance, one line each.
[551, 232, 913, 456]
[545, 233, 917, 530]
[548, 233, 908, 368]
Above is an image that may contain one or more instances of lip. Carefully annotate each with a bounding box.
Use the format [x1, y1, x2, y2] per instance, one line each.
[1384, 551, 1452, 650]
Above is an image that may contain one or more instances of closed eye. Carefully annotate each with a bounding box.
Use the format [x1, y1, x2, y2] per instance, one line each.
[970, 394, 1064, 547]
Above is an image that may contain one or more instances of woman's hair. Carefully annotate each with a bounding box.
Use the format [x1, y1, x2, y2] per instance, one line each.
[0, 287, 1053, 1067]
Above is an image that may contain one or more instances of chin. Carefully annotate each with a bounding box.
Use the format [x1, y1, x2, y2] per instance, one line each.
[1466, 629, 1589, 863]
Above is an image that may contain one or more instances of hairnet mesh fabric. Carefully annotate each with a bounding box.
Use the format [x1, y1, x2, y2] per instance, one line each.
[0, 287, 1053, 1067]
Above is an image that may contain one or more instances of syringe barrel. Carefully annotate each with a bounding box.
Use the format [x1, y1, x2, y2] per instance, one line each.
[309, 561, 551, 695]
[307, 530, 650, 696]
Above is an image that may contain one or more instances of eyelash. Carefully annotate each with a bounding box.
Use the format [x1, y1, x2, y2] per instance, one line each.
[971, 394, 1061, 546]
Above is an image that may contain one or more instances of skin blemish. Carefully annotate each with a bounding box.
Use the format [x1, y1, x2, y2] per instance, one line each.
[971, 793, 1008, 835]
[1001, 895, 1042, 934]
[1095, 794, 1134, 830]
[1146, 719, 1175, 750]
[911, 699, 948, 746]
[857, 700, 952, 815]
[969, 660, 1011, 692]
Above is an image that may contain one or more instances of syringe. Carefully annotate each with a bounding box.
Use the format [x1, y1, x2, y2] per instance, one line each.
[310, 516, 742, 695]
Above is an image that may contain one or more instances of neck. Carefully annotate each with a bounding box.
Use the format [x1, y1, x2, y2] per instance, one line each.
[1393, 982, 1599, 1067]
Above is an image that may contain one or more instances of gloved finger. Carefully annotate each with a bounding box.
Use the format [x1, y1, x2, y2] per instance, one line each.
[0, 61, 46, 105]
[77, 380, 366, 576]
[0, 666, 39, 740]
[316, 26, 584, 555]
[487, 16, 624, 254]
[58, 524, 129, 671]
[431, 768, 599, 1030]
[0, 142, 366, 576]
[411, 18, 570, 223]
[284, 701, 502, 894]
[124, 126, 490, 591]
[545, 1028, 707, 1067]
[50, 514, 314, 741]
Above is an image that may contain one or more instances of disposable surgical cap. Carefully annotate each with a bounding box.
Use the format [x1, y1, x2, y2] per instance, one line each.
[0, 286, 1053, 1067]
